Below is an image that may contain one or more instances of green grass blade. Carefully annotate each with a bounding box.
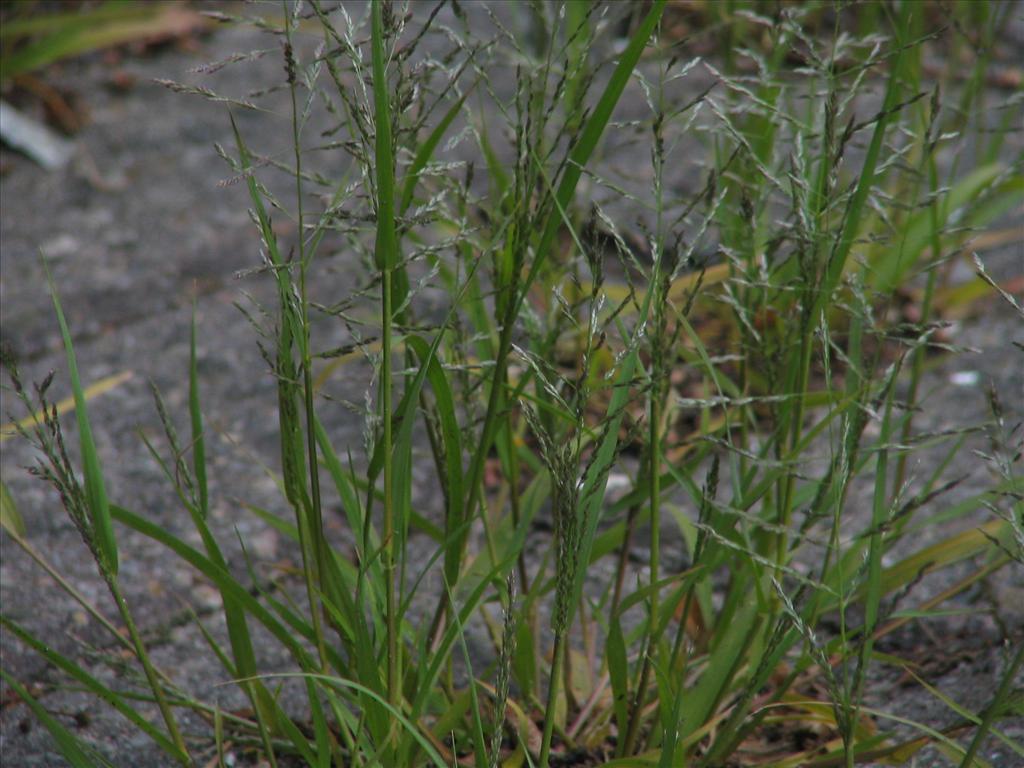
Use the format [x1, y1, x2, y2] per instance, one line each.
[0, 669, 114, 768]
[188, 301, 209, 517]
[313, 415, 385, 592]
[228, 113, 310, 512]
[109, 504, 317, 666]
[679, 600, 758, 743]
[150, 361, 279, 741]
[260, 673, 449, 768]
[371, 0, 404, 302]
[0, 2, 191, 82]
[522, 0, 665, 306]
[318, 582, 390, 745]
[458, 41, 642, 563]
[405, 334, 465, 585]
[474, 104, 510, 201]
[866, 519, 1012, 601]
[607, 613, 630, 745]
[1, 1, 161, 37]
[447, 581, 489, 768]
[810, 1, 910, 319]
[568, 299, 650, 614]
[399, 86, 474, 215]
[43, 260, 118, 575]
[1, 616, 185, 761]
[871, 163, 1017, 292]
[410, 550, 522, 721]
[371, 0, 402, 720]
[313, 417, 365, 534]
[305, 678, 334, 768]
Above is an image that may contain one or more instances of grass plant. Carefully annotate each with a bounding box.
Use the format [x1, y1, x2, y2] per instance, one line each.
[2, 1, 1022, 766]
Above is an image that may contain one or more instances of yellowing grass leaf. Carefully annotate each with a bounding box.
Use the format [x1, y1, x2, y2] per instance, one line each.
[313, 340, 382, 393]
[567, 647, 594, 707]
[870, 164, 1021, 293]
[2, 3, 211, 82]
[590, 262, 731, 308]
[501, 744, 527, 768]
[0, 369, 133, 442]
[0, 480, 25, 536]
[864, 519, 1011, 599]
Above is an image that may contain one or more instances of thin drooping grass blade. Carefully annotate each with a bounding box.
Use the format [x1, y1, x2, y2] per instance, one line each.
[0, 669, 113, 768]
[2, 617, 184, 760]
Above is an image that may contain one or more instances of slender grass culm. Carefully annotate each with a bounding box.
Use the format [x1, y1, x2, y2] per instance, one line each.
[2, 2, 1021, 766]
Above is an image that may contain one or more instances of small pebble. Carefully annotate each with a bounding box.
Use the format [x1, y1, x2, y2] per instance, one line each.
[950, 370, 980, 387]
